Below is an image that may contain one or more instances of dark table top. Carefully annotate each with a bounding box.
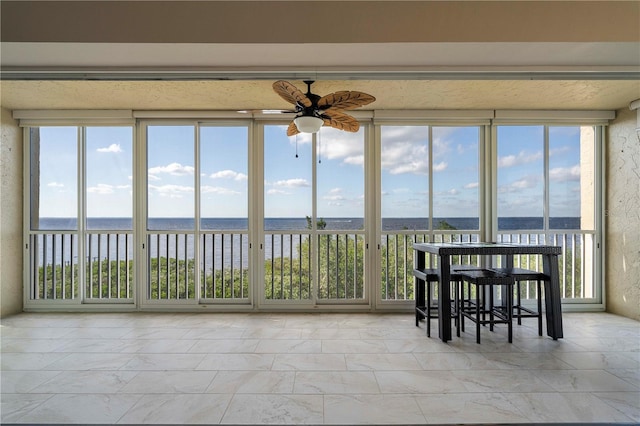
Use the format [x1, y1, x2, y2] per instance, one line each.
[412, 242, 562, 255]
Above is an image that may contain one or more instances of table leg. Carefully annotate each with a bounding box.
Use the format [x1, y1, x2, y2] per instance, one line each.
[543, 254, 563, 339]
[438, 255, 452, 342]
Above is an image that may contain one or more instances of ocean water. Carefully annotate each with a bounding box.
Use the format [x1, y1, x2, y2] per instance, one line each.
[33, 217, 581, 266]
[38, 217, 580, 232]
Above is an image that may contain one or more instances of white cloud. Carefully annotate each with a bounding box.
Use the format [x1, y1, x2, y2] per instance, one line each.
[499, 175, 540, 193]
[201, 185, 241, 195]
[148, 162, 195, 176]
[498, 151, 543, 168]
[550, 165, 580, 181]
[319, 131, 364, 166]
[433, 161, 448, 172]
[97, 143, 122, 153]
[273, 178, 310, 188]
[267, 188, 288, 195]
[149, 184, 194, 198]
[210, 170, 248, 181]
[382, 140, 429, 175]
[87, 183, 114, 194]
[464, 182, 479, 189]
[47, 182, 64, 188]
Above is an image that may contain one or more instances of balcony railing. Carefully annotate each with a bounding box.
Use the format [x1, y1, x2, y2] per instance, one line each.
[381, 231, 481, 301]
[28, 228, 595, 305]
[201, 232, 249, 300]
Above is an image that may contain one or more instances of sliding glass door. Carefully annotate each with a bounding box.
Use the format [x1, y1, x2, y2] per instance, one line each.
[143, 123, 250, 305]
[261, 124, 368, 307]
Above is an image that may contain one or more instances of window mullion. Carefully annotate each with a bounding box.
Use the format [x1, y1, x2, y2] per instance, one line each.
[78, 126, 86, 303]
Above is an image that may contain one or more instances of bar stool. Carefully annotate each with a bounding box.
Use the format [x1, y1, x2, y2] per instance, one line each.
[414, 265, 477, 337]
[413, 268, 439, 334]
[490, 267, 547, 336]
[456, 269, 515, 343]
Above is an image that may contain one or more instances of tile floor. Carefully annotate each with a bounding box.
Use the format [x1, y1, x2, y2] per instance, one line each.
[1, 311, 639, 424]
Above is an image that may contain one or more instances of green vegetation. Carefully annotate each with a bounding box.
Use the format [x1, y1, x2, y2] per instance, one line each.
[34, 228, 584, 302]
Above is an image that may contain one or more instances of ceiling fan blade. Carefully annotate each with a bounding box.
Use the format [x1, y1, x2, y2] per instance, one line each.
[286, 121, 300, 136]
[273, 80, 313, 108]
[318, 91, 376, 111]
[322, 110, 360, 132]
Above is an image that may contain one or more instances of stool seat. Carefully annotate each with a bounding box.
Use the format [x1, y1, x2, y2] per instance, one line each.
[414, 266, 474, 337]
[490, 267, 546, 336]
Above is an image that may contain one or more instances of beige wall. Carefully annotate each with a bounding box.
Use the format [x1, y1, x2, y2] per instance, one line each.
[0, 107, 23, 317]
[606, 107, 640, 321]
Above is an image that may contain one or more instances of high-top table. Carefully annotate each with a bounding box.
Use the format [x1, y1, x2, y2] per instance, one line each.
[413, 242, 563, 342]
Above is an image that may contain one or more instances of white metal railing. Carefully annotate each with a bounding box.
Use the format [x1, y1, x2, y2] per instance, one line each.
[380, 231, 481, 301]
[86, 232, 134, 299]
[497, 231, 596, 300]
[201, 232, 249, 300]
[27, 229, 594, 305]
[29, 232, 78, 300]
[146, 232, 195, 300]
[264, 232, 312, 300]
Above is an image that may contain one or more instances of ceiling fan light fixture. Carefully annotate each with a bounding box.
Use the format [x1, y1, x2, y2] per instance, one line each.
[294, 115, 323, 133]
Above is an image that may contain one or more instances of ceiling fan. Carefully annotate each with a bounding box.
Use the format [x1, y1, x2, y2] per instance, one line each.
[272, 80, 376, 136]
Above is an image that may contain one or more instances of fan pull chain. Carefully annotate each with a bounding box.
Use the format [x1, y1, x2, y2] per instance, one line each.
[295, 134, 298, 158]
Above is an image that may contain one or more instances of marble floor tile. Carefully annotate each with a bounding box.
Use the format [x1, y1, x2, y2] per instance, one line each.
[505, 392, 636, 423]
[607, 368, 640, 388]
[415, 392, 530, 424]
[0, 393, 53, 423]
[1, 311, 639, 425]
[221, 394, 323, 424]
[383, 338, 457, 354]
[272, 353, 347, 370]
[121, 353, 206, 370]
[130, 338, 199, 353]
[255, 339, 322, 353]
[182, 327, 247, 339]
[594, 391, 640, 422]
[188, 338, 260, 353]
[1, 337, 72, 352]
[43, 352, 134, 371]
[35, 370, 138, 393]
[453, 369, 553, 393]
[1, 352, 68, 370]
[294, 371, 380, 394]
[120, 370, 217, 393]
[345, 353, 422, 370]
[324, 394, 426, 424]
[243, 327, 304, 339]
[375, 370, 467, 394]
[322, 339, 389, 353]
[196, 353, 275, 370]
[206, 370, 295, 394]
[534, 369, 640, 392]
[480, 351, 575, 370]
[553, 351, 640, 370]
[414, 351, 502, 370]
[1, 370, 61, 393]
[299, 327, 362, 340]
[15, 393, 142, 424]
[118, 393, 232, 424]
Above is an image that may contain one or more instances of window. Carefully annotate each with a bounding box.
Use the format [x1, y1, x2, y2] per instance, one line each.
[496, 125, 599, 301]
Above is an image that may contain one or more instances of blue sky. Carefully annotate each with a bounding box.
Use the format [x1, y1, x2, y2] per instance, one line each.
[37, 123, 586, 221]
